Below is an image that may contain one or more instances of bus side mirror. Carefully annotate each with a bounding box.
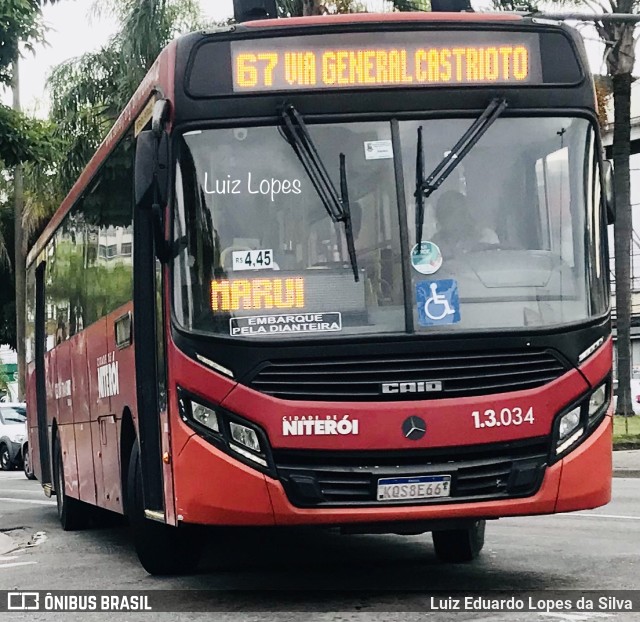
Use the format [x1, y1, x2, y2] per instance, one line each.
[135, 130, 169, 208]
[603, 160, 615, 224]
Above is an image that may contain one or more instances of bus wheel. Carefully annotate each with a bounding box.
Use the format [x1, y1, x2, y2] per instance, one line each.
[53, 437, 89, 530]
[127, 444, 201, 575]
[432, 519, 486, 563]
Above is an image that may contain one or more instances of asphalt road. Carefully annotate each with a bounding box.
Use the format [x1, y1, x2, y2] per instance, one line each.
[0, 470, 639, 621]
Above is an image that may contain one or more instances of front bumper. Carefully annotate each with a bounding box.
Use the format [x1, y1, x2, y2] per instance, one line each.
[173, 414, 612, 526]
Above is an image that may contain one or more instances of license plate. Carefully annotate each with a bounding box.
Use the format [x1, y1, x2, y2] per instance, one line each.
[377, 475, 451, 501]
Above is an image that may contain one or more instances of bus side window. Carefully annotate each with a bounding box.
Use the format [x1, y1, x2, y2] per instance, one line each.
[83, 130, 135, 324]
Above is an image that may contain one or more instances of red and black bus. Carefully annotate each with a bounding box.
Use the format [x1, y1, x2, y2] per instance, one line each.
[25, 9, 614, 574]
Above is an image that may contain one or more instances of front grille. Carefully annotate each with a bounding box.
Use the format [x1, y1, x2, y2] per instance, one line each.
[248, 349, 568, 401]
[274, 438, 549, 507]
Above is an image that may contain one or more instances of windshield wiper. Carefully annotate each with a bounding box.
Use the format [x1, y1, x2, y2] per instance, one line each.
[414, 97, 507, 250]
[280, 104, 359, 282]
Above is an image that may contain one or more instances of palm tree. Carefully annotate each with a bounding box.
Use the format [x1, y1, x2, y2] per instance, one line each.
[1, 0, 203, 394]
[45, 0, 204, 203]
[601, 2, 638, 417]
[548, 4, 637, 416]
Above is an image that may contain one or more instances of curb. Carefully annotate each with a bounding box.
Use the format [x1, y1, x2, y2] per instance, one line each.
[0, 533, 15, 556]
[613, 469, 640, 478]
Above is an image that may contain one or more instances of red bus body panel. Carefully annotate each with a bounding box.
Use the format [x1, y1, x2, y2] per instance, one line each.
[70, 330, 97, 505]
[25, 41, 177, 514]
[168, 339, 612, 526]
[25, 19, 611, 535]
[246, 13, 524, 28]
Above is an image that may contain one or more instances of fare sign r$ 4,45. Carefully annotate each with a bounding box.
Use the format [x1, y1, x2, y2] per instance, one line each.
[97, 352, 120, 399]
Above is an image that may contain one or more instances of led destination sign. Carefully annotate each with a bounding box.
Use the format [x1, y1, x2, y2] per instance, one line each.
[231, 31, 543, 92]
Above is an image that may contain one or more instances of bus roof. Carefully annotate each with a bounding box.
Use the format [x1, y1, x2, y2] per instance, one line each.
[245, 12, 525, 29]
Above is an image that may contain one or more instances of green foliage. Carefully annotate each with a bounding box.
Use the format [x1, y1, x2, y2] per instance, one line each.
[1, 0, 62, 85]
[277, 0, 303, 15]
[0, 199, 16, 349]
[0, 0, 43, 86]
[0, 363, 10, 396]
[388, 0, 429, 9]
[100, 0, 204, 96]
[47, 45, 121, 193]
[47, 0, 203, 199]
[276, 0, 427, 15]
[0, 105, 57, 167]
[491, 0, 535, 10]
[0, 0, 61, 167]
[22, 155, 66, 245]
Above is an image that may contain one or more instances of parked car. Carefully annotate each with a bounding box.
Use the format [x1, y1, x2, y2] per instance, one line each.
[612, 379, 640, 415]
[0, 403, 27, 470]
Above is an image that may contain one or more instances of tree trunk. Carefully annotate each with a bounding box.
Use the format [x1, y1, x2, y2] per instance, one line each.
[12, 57, 25, 401]
[612, 72, 634, 416]
[303, 0, 323, 15]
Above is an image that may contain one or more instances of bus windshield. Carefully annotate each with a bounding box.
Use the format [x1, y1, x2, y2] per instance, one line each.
[173, 116, 606, 340]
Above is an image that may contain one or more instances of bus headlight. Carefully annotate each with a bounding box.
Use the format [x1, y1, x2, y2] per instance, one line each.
[178, 389, 272, 472]
[588, 384, 608, 419]
[192, 403, 220, 433]
[556, 406, 583, 455]
[552, 380, 610, 460]
[229, 422, 261, 452]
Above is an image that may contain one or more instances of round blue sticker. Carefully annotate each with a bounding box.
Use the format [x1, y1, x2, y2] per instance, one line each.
[411, 242, 443, 275]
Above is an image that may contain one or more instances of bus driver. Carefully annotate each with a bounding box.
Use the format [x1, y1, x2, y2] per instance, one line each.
[432, 190, 499, 257]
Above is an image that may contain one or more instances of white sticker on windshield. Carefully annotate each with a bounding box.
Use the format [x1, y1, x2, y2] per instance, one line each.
[364, 140, 394, 160]
[230, 312, 342, 337]
[232, 249, 274, 271]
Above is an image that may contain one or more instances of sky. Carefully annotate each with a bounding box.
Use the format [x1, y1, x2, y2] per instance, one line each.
[2, 0, 236, 113]
[0, 0, 627, 115]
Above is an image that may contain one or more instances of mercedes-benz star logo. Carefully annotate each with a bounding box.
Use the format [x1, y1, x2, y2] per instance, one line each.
[402, 416, 426, 441]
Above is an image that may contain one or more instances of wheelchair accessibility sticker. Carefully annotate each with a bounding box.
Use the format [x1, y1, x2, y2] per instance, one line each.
[416, 279, 460, 326]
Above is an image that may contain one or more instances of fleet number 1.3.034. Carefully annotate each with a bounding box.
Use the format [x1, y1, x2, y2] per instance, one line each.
[471, 407, 534, 429]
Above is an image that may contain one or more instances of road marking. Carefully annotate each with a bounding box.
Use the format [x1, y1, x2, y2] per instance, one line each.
[545, 614, 613, 620]
[0, 562, 37, 570]
[0, 497, 54, 506]
[0, 556, 20, 561]
[561, 512, 640, 521]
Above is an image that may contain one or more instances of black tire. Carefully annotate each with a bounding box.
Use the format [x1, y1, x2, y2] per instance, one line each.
[23, 445, 37, 480]
[127, 443, 201, 575]
[53, 437, 90, 530]
[0, 444, 11, 471]
[432, 519, 486, 563]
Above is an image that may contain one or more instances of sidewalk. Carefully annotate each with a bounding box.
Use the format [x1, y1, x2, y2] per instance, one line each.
[613, 449, 640, 478]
